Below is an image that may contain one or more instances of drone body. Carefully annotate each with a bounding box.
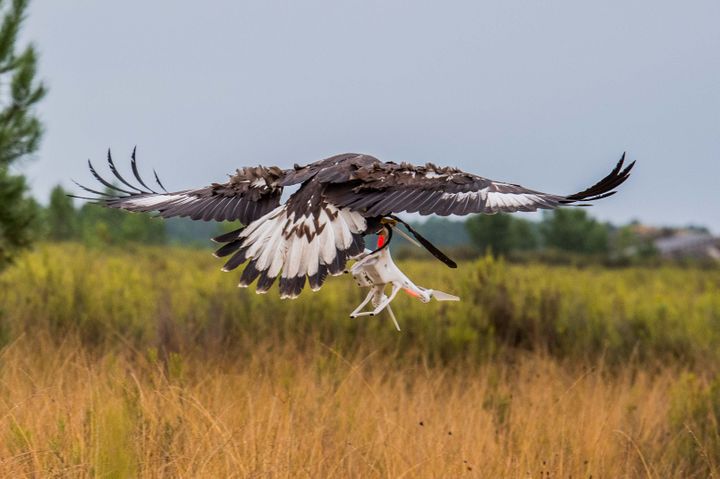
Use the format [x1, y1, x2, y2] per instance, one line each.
[349, 232, 460, 330]
[74, 150, 634, 304]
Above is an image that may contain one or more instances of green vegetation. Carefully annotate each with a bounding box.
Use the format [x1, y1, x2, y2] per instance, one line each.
[0, 0, 46, 268]
[397, 209, 663, 264]
[41, 185, 167, 246]
[465, 208, 633, 260]
[45, 185, 78, 240]
[2, 244, 718, 367]
[0, 244, 718, 477]
[465, 212, 538, 256]
[406, 216, 470, 247]
[541, 208, 609, 254]
[1, 3, 717, 476]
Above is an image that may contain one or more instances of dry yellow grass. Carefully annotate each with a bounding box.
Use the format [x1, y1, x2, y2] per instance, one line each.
[1, 335, 717, 478]
[1, 245, 718, 477]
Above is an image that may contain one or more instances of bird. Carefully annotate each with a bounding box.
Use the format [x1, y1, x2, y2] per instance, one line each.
[73, 150, 635, 299]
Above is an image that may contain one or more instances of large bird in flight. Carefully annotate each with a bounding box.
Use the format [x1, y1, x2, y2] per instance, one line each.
[74, 151, 634, 298]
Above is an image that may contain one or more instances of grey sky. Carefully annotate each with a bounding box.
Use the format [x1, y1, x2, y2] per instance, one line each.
[22, 1, 720, 231]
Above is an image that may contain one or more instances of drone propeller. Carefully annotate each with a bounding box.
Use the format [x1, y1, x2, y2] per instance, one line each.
[389, 215, 458, 269]
[429, 290, 460, 302]
[393, 226, 422, 248]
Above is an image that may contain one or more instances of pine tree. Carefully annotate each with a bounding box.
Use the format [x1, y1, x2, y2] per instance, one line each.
[46, 185, 78, 241]
[0, 0, 46, 267]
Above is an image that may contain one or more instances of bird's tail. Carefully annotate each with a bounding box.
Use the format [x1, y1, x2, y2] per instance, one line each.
[214, 204, 366, 298]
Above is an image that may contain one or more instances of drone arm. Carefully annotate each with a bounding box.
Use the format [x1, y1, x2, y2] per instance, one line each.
[349, 255, 379, 275]
[353, 249, 374, 262]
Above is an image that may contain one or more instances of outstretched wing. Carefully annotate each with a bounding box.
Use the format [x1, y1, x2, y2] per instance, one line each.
[325, 153, 635, 217]
[73, 149, 285, 225]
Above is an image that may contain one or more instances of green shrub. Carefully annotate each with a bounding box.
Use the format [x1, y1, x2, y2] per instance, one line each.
[0, 244, 718, 367]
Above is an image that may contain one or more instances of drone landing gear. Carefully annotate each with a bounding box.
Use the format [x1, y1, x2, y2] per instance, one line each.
[351, 305, 401, 332]
[349, 284, 402, 331]
[386, 305, 400, 332]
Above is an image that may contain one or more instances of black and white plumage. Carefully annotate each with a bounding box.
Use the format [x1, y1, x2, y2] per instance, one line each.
[75, 150, 634, 298]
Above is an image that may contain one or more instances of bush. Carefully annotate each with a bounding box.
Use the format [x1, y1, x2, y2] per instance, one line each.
[0, 244, 718, 368]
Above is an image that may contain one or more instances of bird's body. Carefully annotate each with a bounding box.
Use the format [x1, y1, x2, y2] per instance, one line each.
[75, 151, 634, 299]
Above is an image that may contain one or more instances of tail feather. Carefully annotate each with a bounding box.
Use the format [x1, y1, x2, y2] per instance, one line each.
[218, 203, 366, 298]
[238, 260, 261, 287]
[308, 264, 329, 291]
[221, 247, 249, 272]
[256, 270, 277, 293]
[213, 239, 244, 258]
[212, 226, 245, 244]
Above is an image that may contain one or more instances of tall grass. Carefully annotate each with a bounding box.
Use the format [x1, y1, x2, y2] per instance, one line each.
[1, 244, 718, 365]
[0, 244, 719, 477]
[0, 336, 718, 477]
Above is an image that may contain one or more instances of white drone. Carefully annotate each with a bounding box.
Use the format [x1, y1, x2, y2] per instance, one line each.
[348, 223, 460, 331]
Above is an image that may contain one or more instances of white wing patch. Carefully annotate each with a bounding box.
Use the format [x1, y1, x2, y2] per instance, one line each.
[440, 190, 488, 202]
[121, 193, 188, 209]
[437, 188, 549, 213]
[232, 204, 366, 298]
[422, 171, 446, 179]
[486, 191, 541, 208]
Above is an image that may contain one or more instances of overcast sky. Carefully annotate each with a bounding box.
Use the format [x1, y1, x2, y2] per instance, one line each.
[21, 1, 720, 231]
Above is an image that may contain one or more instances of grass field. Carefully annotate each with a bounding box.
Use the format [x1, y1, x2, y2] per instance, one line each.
[1, 244, 719, 477]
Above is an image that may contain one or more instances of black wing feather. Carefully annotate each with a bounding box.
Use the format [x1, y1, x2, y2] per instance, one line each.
[74, 149, 285, 225]
[129, 147, 158, 194]
[107, 150, 144, 193]
[325, 153, 635, 217]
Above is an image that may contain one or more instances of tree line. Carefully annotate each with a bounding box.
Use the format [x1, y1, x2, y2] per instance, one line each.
[42, 185, 167, 246]
[39, 182, 659, 265]
[393, 210, 659, 264]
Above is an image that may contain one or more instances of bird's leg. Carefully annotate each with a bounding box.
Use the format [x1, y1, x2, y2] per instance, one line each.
[350, 288, 376, 318]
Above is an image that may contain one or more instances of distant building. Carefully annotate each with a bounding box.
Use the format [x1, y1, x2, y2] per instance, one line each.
[654, 231, 720, 261]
